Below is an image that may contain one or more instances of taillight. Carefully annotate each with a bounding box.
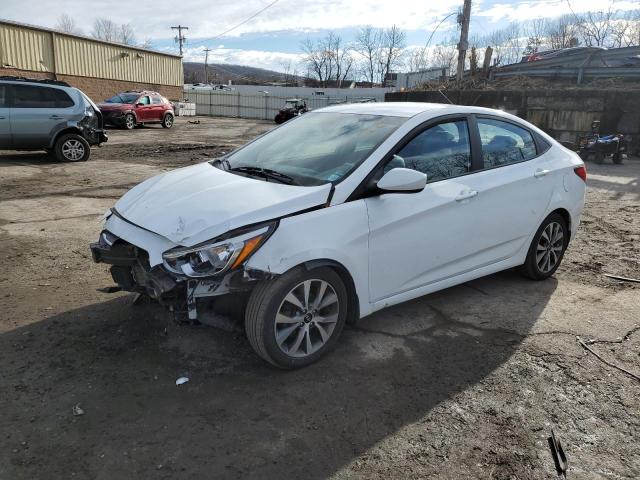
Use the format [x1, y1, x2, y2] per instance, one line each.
[574, 165, 587, 182]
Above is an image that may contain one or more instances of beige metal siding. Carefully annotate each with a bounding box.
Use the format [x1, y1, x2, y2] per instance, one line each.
[0, 22, 182, 86]
[0, 23, 54, 72]
[54, 35, 182, 86]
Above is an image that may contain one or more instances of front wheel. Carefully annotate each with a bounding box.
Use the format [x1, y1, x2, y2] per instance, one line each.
[162, 113, 174, 128]
[520, 213, 568, 280]
[54, 134, 90, 162]
[124, 113, 136, 130]
[245, 266, 348, 369]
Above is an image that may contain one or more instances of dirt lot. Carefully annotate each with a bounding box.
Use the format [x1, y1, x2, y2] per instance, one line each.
[0, 116, 638, 479]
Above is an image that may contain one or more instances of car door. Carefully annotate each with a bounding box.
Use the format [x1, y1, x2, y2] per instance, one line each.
[457, 116, 556, 265]
[0, 85, 11, 148]
[366, 118, 480, 302]
[150, 95, 165, 121]
[10, 85, 75, 148]
[135, 95, 152, 122]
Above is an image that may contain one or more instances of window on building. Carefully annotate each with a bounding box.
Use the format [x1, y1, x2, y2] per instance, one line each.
[478, 118, 537, 168]
[388, 120, 472, 182]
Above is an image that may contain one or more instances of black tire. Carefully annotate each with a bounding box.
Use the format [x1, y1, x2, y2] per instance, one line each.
[162, 113, 174, 128]
[520, 212, 568, 280]
[245, 266, 348, 369]
[54, 133, 90, 162]
[274, 114, 284, 124]
[123, 113, 136, 130]
[612, 152, 623, 164]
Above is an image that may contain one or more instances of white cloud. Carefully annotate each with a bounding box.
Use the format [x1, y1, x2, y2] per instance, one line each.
[179, 45, 304, 71]
[476, 0, 639, 23]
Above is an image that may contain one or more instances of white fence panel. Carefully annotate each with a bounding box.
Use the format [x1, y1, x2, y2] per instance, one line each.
[183, 88, 389, 121]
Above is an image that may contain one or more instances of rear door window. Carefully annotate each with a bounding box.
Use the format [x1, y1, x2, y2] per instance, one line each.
[151, 96, 163, 104]
[12, 85, 74, 108]
[478, 118, 537, 168]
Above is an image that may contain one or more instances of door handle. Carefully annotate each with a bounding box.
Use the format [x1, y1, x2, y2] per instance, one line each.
[49, 115, 64, 120]
[0, 116, 5, 119]
[534, 169, 551, 178]
[455, 190, 478, 202]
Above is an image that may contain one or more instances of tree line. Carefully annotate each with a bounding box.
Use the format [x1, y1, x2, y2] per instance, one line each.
[302, 7, 640, 85]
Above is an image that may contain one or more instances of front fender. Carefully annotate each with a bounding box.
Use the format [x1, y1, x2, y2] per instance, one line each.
[246, 201, 373, 317]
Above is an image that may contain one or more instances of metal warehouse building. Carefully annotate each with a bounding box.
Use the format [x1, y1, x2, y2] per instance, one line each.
[0, 20, 183, 102]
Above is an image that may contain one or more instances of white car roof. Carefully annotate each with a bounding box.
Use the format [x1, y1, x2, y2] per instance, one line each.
[315, 102, 511, 118]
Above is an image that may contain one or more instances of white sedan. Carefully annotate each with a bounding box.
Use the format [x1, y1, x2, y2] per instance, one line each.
[91, 103, 586, 368]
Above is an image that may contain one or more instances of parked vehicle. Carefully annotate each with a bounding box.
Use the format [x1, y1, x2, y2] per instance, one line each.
[99, 91, 174, 130]
[274, 98, 308, 124]
[0, 76, 107, 162]
[91, 103, 586, 368]
[578, 120, 628, 164]
[520, 46, 606, 63]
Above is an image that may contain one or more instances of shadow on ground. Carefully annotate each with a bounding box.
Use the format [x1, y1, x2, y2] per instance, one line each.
[0, 270, 556, 479]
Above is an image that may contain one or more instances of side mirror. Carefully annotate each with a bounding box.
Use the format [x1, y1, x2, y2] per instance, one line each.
[135, 102, 144, 107]
[377, 168, 427, 193]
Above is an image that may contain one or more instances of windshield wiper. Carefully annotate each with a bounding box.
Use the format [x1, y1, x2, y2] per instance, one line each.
[229, 166, 298, 185]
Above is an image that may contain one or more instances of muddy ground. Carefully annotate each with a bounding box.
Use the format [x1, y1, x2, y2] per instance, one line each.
[0, 116, 638, 479]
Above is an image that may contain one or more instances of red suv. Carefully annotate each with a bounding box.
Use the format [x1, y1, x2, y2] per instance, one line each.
[99, 90, 174, 130]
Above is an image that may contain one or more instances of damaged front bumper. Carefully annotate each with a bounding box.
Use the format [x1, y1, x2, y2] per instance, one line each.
[90, 230, 268, 320]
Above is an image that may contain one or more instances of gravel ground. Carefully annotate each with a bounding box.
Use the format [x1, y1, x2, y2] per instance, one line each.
[0, 116, 638, 479]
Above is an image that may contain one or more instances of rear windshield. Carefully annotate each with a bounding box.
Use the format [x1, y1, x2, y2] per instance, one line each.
[220, 112, 405, 186]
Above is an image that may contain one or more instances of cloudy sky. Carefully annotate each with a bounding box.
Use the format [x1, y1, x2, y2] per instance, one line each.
[2, 0, 638, 71]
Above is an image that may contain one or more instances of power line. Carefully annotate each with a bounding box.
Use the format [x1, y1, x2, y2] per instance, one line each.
[200, 0, 280, 44]
[171, 25, 189, 56]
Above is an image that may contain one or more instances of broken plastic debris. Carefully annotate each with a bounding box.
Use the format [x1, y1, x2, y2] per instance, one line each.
[72, 404, 85, 416]
[175, 376, 189, 386]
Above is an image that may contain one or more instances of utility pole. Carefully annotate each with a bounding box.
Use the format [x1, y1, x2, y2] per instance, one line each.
[203, 47, 212, 84]
[171, 25, 189, 56]
[456, 0, 472, 84]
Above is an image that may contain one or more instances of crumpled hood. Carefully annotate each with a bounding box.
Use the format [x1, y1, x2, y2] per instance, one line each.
[98, 103, 131, 111]
[114, 162, 332, 246]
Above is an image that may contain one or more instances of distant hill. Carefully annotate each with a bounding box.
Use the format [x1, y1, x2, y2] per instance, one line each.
[183, 62, 300, 85]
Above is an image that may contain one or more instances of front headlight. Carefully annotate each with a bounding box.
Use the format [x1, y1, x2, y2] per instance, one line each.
[162, 224, 275, 278]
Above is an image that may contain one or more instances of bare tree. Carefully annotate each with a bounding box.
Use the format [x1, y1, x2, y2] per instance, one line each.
[301, 38, 329, 87]
[432, 39, 458, 76]
[545, 14, 581, 49]
[380, 25, 406, 86]
[55, 14, 81, 34]
[92, 18, 137, 45]
[523, 18, 547, 54]
[354, 26, 382, 85]
[578, 7, 615, 47]
[119, 24, 136, 46]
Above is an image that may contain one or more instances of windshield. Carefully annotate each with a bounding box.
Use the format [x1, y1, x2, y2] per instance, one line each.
[219, 112, 405, 186]
[104, 93, 139, 104]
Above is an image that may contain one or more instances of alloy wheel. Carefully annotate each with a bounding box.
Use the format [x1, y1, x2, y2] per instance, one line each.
[62, 139, 85, 161]
[536, 221, 564, 273]
[165, 115, 173, 127]
[274, 279, 340, 358]
[126, 115, 135, 129]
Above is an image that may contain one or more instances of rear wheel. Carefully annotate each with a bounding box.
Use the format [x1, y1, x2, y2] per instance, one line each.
[612, 152, 623, 164]
[54, 134, 90, 162]
[245, 266, 348, 369]
[162, 113, 174, 128]
[124, 113, 136, 130]
[521, 213, 568, 280]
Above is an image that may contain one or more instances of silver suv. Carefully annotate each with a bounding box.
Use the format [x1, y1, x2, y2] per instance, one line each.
[0, 77, 107, 162]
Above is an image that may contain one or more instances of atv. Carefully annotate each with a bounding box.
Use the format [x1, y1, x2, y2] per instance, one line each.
[274, 99, 308, 124]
